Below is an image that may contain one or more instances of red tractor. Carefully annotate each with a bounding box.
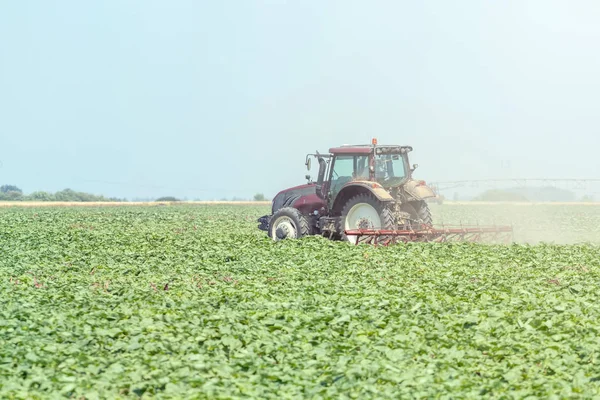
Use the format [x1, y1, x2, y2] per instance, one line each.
[258, 139, 513, 245]
[258, 139, 433, 242]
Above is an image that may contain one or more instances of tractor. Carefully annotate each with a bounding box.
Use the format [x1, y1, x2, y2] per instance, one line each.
[259, 139, 430, 243]
[258, 139, 512, 245]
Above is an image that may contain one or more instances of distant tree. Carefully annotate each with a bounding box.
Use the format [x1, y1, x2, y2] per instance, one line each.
[0, 187, 120, 202]
[54, 189, 79, 202]
[0, 191, 24, 201]
[253, 193, 266, 201]
[155, 196, 180, 202]
[526, 187, 575, 202]
[27, 191, 55, 201]
[1, 185, 22, 194]
[53, 188, 116, 202]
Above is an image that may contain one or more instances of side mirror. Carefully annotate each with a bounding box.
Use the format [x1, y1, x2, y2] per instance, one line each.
[306, 158, 312, 171]
[412, 164, 418, 171]
[305, 174, 311, 182]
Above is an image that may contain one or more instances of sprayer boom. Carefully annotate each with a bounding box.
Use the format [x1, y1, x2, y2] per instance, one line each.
[344, 225, 514, 245]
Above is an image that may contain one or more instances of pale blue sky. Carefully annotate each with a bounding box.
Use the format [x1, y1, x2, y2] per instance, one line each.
[1, 1, 599, 199]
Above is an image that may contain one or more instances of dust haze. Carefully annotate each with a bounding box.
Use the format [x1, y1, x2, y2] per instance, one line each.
[430, 203, 600, 245]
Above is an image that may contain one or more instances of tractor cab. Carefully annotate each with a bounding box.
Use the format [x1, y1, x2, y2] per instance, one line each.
[307, 139, 417, 208]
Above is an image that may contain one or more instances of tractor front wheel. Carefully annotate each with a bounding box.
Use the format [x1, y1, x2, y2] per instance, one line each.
[339, 193, 394, 244]
[268, 207, 311, 241]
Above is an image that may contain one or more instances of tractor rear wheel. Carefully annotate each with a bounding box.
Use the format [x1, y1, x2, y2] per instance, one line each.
[339, 193, 394, 244]
[401, 200, 433, 229]
[268, 207, 311, 241]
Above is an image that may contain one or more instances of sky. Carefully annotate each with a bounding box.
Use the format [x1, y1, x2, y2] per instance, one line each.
[1, 1, 599, 200]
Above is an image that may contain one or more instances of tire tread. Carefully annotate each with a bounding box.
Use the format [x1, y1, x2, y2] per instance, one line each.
[268, 207, 311, 239]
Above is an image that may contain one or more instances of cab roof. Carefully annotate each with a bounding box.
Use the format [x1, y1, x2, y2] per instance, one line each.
[328, 145, 372, 154]
[328, 145, 412, 155]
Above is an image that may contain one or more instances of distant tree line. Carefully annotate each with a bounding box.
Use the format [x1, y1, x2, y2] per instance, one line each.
[215, 194, 269, 201]
[0, 185, 125, 202]
[0, 185, 270, 202]
[153, 195, 270, 202]
[155, 196, 180, 202]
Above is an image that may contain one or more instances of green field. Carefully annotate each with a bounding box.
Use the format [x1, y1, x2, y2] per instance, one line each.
[1, 204, 600, 398]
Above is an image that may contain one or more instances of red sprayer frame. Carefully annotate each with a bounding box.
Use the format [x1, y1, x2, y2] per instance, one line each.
[344, 224, 514, 245]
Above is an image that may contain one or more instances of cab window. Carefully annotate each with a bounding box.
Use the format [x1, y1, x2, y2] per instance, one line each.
[330, 155, 369, 199]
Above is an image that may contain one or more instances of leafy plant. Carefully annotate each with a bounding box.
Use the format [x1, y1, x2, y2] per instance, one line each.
[0, 204, 599, 398]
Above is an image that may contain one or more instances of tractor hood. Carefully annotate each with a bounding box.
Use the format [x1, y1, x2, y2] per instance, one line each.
[274, 183, 315, 196]
[271, 183, 318, 214]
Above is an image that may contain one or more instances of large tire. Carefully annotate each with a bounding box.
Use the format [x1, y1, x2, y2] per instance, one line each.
[417, 201, 433, 226]
[339, 193, 394, 244]
[402, 200, 433, 229]
[268, 207, 311, 241]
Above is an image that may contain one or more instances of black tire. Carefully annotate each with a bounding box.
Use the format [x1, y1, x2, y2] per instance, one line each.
[268, 207, 311, 241]
[402, 200, 433, 229]
[338, 193, 394, 243]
